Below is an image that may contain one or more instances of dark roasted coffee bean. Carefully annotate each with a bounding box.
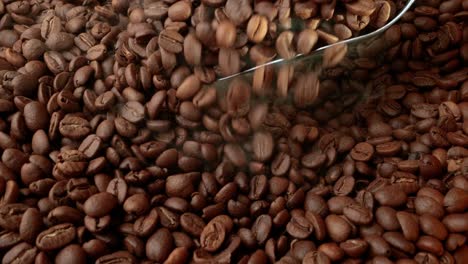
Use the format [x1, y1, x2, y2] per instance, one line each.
[19, 208, 42, 243]
[23, 101, 49, 131]
[325, 214, 352, 242]
[286, 211, 313, 239]
[343, 203, 373, 225]
[200, 217, 227, 252]
[159, 30, 184, 54]
[375, 186, 408, 207]
[55, 244, 87, 264]
[59, 115, 91, 139]
[2, 242, 37, 264]
[303, 250, 331, 264]
[84, 192, 118, 217]
[96, 251, 136, 264]
[35, 223, 76, 251]
[0, 203, 29, 231]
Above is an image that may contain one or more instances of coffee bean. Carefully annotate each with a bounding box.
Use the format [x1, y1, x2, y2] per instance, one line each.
[325, 214, 351, 242]
[375, 186, 408, 207]
[166, 172, 199, 199]
[0, 203, 29, 231]
[216, 20, 237, 48]
[343, 203, 373, 225]
[346, 0, 376, 16]
[303, 251, 331, 264]
[2, 242, 37, 264]
[333, 176, 355, 196]
[200, 218, 227, 252]
[168, 1, 192, 22]
[396, 211, 420, 241]
[55, 244, 87, 264]
[297, 29, 318, 55]
[286, 212, 313, 239]
[248, 131, 273, 162]
[246, 15, 268, 44]
[382, 231, 415, 255]
[19, 208, 42, 243]
[323, 43, 348, 69]
[219, 48, 241, 76]
[123, 193, 149, 216]
[83, 192, 118, 217]
[23, 101, 49, 131]
[180, 213, 205, 237]
[41, 15, 62, 39]
[183, 33, 202, 66]
[350, 142, 375, 161]
[0, 230, 21, 249]
[276, 31, 295, 59]
[145, 227, 174, 261]
[133, 209, 159, 237]
[96, 251, 137, 264]
[293, 72, 320, 108]
[159, 30, 184, 54]
[250, 214, 271, 245]
[225, 0, 252, 26]
[45, 32, 74, 51]
[36, 223, 76, 251]
[86, 44, 107, 61]
[340, 239, 368, 258]
[59, 115, 91, 139]
[364, 234, 391, 256]
[176, 75, 201, 100]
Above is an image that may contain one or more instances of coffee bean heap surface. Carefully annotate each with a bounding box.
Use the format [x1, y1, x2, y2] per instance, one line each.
[0, 0, 467, 263]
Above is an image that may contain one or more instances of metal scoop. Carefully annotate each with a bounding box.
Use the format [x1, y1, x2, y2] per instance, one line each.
[217, 0, 416, 83]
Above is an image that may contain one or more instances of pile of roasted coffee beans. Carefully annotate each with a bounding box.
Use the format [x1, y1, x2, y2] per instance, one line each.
[0, 0, 467, 263]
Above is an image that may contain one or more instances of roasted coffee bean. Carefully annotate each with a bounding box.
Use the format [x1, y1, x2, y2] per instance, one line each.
[225, 0, 252, 26]
[323, 43, 348, 68]
[176, 75, 201, 100]
[146, 228, 174, 261]
[325, 214, 351, 242]
[247, 15, 268, 43]
[200, 217, 227, 252]
[351, 142, 375, 161]
[35, 223, 76, 251]
[276, 31, 296, 59]
[396, 211, 419, 241]
[83, 192, 118, 218]
[216, 20, 237, 48]
[96, 251, 136, 264]
[343, 203, 373, 225]
[252, 214, 272, 244]
[59, 116, 91, 139]
[2, 242, 37, 264]
[286, 212, 313, 239]
[180, 213, 205, 237]
[45, 32, 74, 51]
[159, 30, 184, 54]
[333, 176, 355, 196]
[297, 29, 318, 55]
[383, 232, 415, 255]
[0, 203, 29, 231]
[293, 72, 320, 108]
[19, 208, 42, 243]
[55, 244, 87, 264]
[23, 101, 49, 131]
[375, 186, 408, 207]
